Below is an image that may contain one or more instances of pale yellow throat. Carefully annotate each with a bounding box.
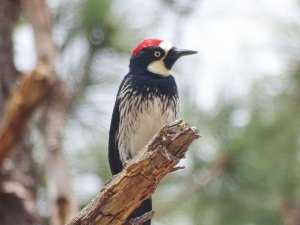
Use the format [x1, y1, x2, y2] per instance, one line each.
[147, 60, 171, 76]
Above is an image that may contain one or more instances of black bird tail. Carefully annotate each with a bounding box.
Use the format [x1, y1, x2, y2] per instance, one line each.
[129, 198, 152, 225]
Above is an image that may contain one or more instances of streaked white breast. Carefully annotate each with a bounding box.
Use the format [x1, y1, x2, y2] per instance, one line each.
[117, 94, 179, 163]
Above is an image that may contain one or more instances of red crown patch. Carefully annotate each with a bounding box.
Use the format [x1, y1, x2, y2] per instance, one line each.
[132, 39, 163, 55]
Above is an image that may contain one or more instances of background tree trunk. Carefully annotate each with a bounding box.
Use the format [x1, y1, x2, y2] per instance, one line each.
[21, 1, 77, 224]
[0, 0, 41, 224]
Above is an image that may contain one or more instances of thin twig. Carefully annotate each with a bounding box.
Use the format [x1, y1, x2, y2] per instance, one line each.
[126, 211, 155, 225]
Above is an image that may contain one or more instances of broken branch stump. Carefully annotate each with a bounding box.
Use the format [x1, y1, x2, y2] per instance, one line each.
[67, 120, 200, 225]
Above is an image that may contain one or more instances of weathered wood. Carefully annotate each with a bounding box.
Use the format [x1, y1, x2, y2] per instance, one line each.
[67, 120, 200, 225]
[0, 63, 54, 165]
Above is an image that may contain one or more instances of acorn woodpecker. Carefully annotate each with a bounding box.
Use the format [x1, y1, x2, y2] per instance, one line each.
[108, 39, 197, 224]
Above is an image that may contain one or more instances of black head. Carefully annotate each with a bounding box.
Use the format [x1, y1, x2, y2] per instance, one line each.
[129, 39, 197, 77]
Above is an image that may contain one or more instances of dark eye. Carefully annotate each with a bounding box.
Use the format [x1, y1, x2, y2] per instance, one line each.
[154, 51, 161, 58]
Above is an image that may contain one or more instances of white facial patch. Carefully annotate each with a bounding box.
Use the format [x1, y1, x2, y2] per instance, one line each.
[159, 40, 173, 52]
[147, 40, 173, 77]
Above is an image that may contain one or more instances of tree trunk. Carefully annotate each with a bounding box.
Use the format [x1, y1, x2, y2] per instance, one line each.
[0, 0, 41, 224]
[0, 0, 18, 115]
[21, 1, 77, 224]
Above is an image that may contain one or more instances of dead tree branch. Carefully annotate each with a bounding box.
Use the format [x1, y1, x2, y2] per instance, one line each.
[0, 63, 54, 165]
[67, 120, 200, 225]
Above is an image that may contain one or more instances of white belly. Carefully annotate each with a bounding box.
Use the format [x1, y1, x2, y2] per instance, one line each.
[118, 96, 178, 163]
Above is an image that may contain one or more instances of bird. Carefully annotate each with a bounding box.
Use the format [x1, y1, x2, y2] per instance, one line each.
[108, 39, 197, 225]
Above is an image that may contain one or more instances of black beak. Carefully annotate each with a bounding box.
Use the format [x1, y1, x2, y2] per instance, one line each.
[170, 47, 197, 59]
[164, 47, 197, 70]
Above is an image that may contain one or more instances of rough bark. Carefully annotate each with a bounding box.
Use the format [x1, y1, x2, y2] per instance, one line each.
[67, 120, 200, 225]
[21, 1, 77, 224]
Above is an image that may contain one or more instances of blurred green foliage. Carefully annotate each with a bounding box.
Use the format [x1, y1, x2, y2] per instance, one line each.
[171, 66, 300, 225]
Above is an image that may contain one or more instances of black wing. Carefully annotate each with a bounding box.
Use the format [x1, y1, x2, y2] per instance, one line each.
[108, 96, 123, 175]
